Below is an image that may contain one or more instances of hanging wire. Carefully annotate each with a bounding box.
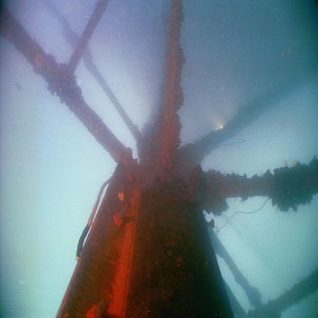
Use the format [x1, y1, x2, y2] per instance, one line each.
[214, 197, 270, 234]
[76, 177, 111, 259]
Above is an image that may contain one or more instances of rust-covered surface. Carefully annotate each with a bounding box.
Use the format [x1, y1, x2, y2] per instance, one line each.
[0, 7, 133, 167]
[57, 164, 137, 318]
[2, 1, 318, 317]
[126, 177, 233, 318]
[57, 172, 233, 318]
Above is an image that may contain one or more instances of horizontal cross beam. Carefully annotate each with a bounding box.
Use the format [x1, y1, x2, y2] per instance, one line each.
[201, 157, 318, 214]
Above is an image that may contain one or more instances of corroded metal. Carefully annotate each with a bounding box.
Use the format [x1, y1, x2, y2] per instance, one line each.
[1, 7, 132, 167]
[2, 1, 318, 317]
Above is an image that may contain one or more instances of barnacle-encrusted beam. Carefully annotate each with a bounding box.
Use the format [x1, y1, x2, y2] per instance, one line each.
[248, 266, 318, 317]
[45, 0, 142, 142]
[202, 157, 318, 214]
[1, 7, 133, 166]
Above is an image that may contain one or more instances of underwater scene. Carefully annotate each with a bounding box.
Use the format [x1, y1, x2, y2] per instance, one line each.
[1, 1, 318, 317]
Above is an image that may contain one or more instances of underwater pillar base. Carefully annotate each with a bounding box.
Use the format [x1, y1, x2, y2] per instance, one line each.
[125, 178, 233, 318]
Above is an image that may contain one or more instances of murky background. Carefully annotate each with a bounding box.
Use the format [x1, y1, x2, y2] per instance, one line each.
[1, 0, 318, 317]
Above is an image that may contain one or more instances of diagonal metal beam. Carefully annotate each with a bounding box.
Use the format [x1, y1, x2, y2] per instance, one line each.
[46, 0, 142, 143]
[177, 77, 308, 172]
[223, 281, 248, 318]
[249, 266, 318, 316]
[1, 7, 133, 167]
[68, 0, 109, 73]
[86, 58, 142, 142]
[210, 231, 262, 308]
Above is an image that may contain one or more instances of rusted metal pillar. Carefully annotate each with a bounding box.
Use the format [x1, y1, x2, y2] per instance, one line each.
[126, 177, 233, 317]
[57, 171, 233, 317]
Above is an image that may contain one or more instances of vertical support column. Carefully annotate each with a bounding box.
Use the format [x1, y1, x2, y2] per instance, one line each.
[126, 178, 233, 317]
[155, 0, 184, 168]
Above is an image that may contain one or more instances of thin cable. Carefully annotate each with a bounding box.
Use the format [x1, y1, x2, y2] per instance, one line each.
[76, 177, 111, 259]
[215, 197, 270, 234]
[88, 177, 111, 226]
